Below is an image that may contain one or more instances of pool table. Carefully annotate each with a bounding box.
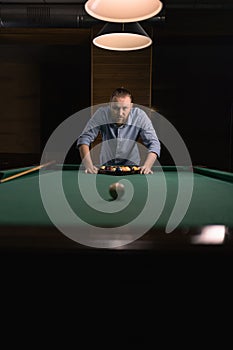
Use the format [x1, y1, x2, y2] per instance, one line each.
[0, 164, 233, 255]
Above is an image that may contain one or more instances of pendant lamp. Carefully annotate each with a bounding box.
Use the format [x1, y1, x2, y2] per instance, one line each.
[93, 22, 152, 51]
[85, 0, 163, 23]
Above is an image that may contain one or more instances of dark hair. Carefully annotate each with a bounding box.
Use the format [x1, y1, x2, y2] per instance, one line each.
[110, 87, 134, 102]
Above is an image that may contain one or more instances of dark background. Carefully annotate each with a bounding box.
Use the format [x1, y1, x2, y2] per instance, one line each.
[152, 8, 233, 171]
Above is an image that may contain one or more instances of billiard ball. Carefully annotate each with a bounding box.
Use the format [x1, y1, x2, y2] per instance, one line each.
[109, 182, 125, 200]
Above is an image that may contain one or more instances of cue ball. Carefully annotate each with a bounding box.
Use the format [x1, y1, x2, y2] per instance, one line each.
[109, 182, 125, 200]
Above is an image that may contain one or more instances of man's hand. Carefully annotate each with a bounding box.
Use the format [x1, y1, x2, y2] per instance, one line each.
[84, 166, 99, 174]
[140, 166, 153, 174]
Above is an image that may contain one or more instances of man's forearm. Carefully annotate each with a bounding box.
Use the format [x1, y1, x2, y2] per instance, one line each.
[79, 144, 98, 173]
[144, 152, 157, 167]
[141, 152, 157, 174]
[79, 144, 92, 167]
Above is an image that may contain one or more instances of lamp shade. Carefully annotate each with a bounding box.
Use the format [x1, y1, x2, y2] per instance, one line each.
[93, 22, 152, 51]
[85, 0, 163, 23]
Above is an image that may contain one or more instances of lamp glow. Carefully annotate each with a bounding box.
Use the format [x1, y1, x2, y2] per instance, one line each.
[85, 0, 163, 23]
[93, 22, 152, 51]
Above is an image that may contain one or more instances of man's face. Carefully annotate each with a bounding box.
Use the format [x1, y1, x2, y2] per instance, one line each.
[110, 96, 132, 125]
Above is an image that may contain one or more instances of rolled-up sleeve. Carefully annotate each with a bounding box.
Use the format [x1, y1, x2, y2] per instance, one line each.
[77, 125, 99, 147]
[77, 113, 101, 148]
[139, 114, 161, 157]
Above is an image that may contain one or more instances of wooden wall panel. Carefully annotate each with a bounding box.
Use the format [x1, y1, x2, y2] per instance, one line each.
[91, 36, 152, 107]
[0, 29, 91, 167]
[0, 63, 40, 154]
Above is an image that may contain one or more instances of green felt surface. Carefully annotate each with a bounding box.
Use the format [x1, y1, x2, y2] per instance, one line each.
[0, 166, 233, 229]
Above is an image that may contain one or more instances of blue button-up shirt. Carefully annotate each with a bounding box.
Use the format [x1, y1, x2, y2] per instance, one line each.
[77, 105, 161, 166]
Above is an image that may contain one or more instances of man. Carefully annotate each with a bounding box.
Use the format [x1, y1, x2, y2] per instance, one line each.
[77, 87, 160, 174]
